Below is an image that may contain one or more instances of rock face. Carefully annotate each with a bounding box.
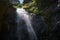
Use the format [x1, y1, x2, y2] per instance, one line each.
[0, 0, 16, 30]
[0, 0, 9, 31]
[0, 0, 17, 40]
[32, 0, 60, 40]
[31, 7, 60, 40]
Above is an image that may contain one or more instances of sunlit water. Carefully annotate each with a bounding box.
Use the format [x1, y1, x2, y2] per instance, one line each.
[16, 8, 37, 40]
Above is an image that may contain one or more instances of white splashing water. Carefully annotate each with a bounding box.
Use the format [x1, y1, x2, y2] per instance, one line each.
[16, 8, 37, 40]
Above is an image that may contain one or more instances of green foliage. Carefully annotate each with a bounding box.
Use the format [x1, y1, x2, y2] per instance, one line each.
[11, 0, 38, 13]
[22, 0, 38, 13]
[13, 4, 22, 8]
[12, 0, 57, 25]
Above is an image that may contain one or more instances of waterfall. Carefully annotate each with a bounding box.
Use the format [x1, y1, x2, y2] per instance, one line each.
[16, 8, 37, 40]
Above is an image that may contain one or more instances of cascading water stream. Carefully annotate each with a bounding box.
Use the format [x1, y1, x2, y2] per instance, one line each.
[16, 8, 37, 40]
